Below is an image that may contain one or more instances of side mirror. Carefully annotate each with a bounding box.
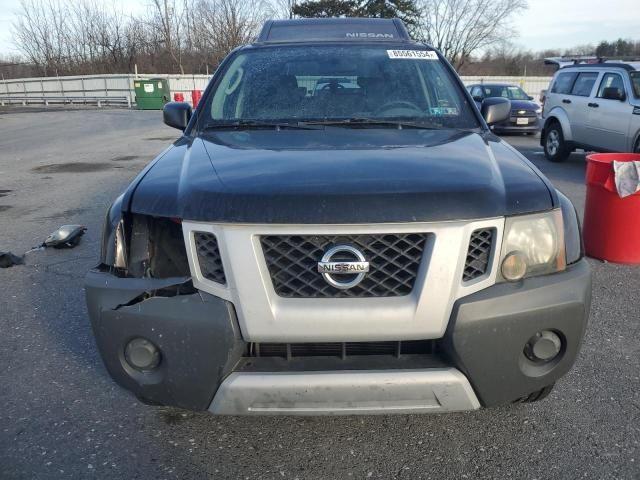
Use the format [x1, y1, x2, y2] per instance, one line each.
[481, 97, 511, 126]
[527, 95, 534, 101]
[602, 87, 626, 101]
[472, 95, 483, 102]
[539, 89, 547, 103]
[163, 102, 192, 130]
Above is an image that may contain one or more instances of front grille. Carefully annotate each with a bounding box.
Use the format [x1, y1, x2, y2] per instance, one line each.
[260, 233, 428, 298]
[194, 232, 226, 284]
[463, 228, 494, 282]
[251, 340, 434, 359]
[510, 109, 537, 118]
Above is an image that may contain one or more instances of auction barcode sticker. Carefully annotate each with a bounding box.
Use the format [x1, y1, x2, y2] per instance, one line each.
[387, 50, 438, 60]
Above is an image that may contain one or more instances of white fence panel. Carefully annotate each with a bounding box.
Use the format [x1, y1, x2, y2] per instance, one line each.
[460, 76, 553, 99]
[0, 73, 553, 107]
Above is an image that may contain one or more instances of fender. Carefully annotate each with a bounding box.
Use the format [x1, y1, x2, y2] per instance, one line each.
[543, 107, 573, 142]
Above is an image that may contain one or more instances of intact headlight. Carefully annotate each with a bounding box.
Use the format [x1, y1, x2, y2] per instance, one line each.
[498, 209, 566, 282]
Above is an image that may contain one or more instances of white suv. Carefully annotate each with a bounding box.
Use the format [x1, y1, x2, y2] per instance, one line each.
[541, 63, 640, 162]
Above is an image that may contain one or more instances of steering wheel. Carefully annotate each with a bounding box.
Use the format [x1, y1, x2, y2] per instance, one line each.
[374, 100, 422, 114]
[321, 83, 344, 91]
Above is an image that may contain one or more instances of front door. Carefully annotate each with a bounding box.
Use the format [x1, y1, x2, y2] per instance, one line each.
[585, 72, 632, 152]
[567, 71, 600, 145]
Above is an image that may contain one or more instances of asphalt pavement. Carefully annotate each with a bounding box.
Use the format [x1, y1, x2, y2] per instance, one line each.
[0, 108, 638, 480]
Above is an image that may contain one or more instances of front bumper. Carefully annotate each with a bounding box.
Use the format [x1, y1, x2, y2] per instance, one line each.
[85, 259, 591, 414]
[492, 117, 541, 134]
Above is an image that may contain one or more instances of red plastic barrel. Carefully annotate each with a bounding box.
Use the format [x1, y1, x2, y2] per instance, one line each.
[191, 90, 202, 108]
[173, 92, 184, 102]
[583, 153, 640, 263]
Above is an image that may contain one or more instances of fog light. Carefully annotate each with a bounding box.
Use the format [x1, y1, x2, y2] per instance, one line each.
[524, 331, 562, 362]
[124, 338, 161, 371]
[501, 252, 527, 281]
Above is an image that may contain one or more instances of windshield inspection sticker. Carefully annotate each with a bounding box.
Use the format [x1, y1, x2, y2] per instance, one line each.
[387, 50, 438, 60]
[430, 107, 459, 116]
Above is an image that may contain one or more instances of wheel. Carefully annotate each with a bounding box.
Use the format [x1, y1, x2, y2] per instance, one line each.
[544, 122, 570, 162]
[515, 383, 555, 403]
[634, 137, 640, 153]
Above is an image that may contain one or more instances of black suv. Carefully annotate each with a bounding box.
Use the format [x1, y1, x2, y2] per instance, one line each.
[86, 18, 591, 415]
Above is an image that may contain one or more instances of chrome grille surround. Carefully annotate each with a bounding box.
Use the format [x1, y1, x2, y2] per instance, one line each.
[261, 233, 428, 298]
[182, 219, 505, 342]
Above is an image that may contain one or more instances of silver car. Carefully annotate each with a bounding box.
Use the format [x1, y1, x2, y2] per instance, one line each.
[541, 62, 640, 161]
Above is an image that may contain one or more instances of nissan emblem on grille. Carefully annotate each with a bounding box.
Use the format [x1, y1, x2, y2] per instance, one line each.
[260, 233, 427, 298]
[317, 245, 370, 289]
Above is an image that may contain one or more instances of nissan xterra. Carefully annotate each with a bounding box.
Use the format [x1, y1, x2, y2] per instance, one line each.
[86, 18, 591, 415]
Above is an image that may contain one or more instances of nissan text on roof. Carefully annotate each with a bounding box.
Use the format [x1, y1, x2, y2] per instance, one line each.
[86, 18, 591, 415]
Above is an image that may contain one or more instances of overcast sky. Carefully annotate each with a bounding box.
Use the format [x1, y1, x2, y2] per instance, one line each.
[1, 0, 639, 58]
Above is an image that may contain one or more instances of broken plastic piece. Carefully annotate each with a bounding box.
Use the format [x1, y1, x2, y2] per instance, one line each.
[43, 225, 88, 248]
[0, 251, 25, 268]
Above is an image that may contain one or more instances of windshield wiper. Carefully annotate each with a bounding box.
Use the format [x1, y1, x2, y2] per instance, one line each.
[202, 120, 321, 130]
[300, 118, 442, 129]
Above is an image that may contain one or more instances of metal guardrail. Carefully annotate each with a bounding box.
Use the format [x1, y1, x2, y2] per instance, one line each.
[0, 95, 131, 108]
[0, 74, 554, 110]
[0, 73, 210, 109]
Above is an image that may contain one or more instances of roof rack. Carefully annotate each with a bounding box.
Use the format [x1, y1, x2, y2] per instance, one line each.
[256, 18, 412, 44]
[560, 63, 636, 71]
[544, 56, 639, 70]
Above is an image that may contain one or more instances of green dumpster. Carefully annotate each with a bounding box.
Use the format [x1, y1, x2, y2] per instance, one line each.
[134, 78, 170, 110]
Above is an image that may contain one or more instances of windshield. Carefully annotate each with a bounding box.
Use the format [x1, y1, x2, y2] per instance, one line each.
[631, 72, 640, 98]
[206, 45, 479, 129]
[482, 85, 530, 100]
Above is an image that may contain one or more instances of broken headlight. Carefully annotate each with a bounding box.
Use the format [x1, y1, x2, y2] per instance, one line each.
[114, 220, 127, 269]
[100, 195, 125, 268]
[100, 198, 189, 278]
[498, 209, 566, 282]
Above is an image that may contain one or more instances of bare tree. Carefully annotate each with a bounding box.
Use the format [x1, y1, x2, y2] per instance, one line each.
[417, 0, 527, 71]
[269, 0, 298, 18]
[197, 0, 270, 65]
[7, 0, 317, 77]
[12, 0, 68, 75]
[146, 0, 186, 73]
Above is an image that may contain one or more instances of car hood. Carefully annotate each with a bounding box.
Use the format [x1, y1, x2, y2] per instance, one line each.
[509, 99, 539, 111]
[126, 128, 554, 223]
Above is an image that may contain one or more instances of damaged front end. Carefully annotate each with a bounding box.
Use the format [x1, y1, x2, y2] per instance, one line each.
[86, 200, 244, 410]
[99, 195, 190, 279]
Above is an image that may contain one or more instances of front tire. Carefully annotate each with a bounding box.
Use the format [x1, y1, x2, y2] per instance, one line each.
[544, 122, 570, 162]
